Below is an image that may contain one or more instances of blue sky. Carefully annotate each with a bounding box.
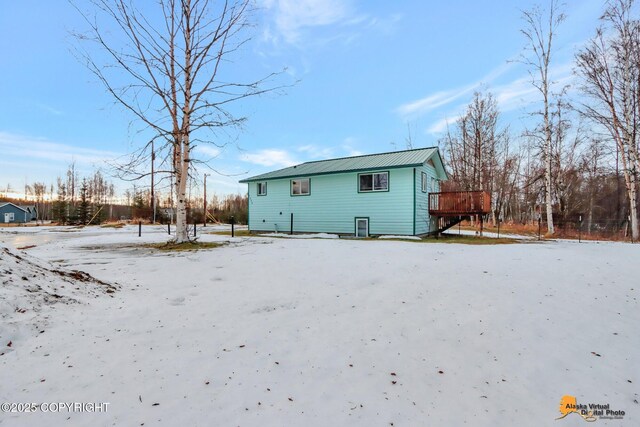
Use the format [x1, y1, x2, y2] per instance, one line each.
[0, 0, 606, 198]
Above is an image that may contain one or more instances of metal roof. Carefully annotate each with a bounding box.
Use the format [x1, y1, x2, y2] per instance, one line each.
[239, 147, 441, 182]
[0, 202, 28, 212]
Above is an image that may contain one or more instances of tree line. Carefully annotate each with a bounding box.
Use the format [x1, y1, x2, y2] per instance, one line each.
[440, 0, 640, 240]
[0, 162, 248, 225]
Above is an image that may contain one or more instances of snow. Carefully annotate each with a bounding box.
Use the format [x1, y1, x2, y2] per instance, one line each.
[257, 232, 340, 239]
[378, 235, 422, 240]
[0, 225, 638, 426]
[444, 228, 535, 240]
[0, 246, 117, 357]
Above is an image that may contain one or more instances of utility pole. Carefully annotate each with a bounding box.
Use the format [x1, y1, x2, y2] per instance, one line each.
[203, 173, 210, 227]
[151, 139, 156, 224]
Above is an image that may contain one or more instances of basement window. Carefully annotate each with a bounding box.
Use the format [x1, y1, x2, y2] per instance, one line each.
[359, 172, 388, 192]
[257, 182, 267, 196]
[291, 178, 310, 195]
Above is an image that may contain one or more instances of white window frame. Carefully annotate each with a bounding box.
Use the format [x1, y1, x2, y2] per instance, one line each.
[355, 218, 369, 238]
[291, 178, 310, 196]
[6, 212, 15, 221]
[359, 171, 389, 192]
[421, 172, 427, 193]
[257, 182, 267, 196]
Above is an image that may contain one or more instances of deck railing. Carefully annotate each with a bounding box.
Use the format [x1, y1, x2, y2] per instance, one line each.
[429, 191, 491, 216]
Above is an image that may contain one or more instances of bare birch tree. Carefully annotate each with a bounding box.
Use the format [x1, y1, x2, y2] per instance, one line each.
[580, 137, 607, 233]
[441, 91, 514, 224]
[575, 0, 640, 240]
[519, 0, 566, 234]
[73, 0, 282, 242]
[550, 95, 584, 221]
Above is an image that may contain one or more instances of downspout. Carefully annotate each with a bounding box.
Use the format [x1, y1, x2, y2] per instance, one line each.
[247, 187, 251, 233]
[413, 168, 416, 235]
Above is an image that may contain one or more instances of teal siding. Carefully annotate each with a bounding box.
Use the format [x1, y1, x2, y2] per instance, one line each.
[414, 163, 441, 235]
[248, 168, 414, 235]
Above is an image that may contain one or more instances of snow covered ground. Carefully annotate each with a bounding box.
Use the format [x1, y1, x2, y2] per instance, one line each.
[0, 225, 638, 426]
[444, 228, 535, 240]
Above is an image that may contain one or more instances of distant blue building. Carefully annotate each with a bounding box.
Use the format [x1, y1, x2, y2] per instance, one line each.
[0, 203, 37, 223]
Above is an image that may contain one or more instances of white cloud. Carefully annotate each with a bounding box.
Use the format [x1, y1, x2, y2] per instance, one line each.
[363, 13, 403, 35]
[296, 144, 334, 159]
[422, 60, 576, 135]
[195, 145, 222, 158]
[427, 117, 454, 134]
[492, 77, 539, 113]
[344, 148, 363, 156]
[396, 61, 514, 119]
[35, 103, 64, 116]
[493, 61, 575, 113]
[263, 0, 352, 44]
[261, 0, 401, 50]
[0, 131, 120, 165]
[239, 143, 364, 170]
[239, 149, 299, 167]
[396, 85, 477, 118]
[341, 137, 363, 156]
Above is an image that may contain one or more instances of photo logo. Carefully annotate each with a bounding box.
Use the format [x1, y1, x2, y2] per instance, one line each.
[556, 395, 625, 422]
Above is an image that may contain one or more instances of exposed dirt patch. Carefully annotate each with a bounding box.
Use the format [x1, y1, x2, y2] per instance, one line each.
[1, 246, 118, 354]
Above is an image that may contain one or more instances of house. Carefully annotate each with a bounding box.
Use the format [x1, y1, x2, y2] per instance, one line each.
[18, 205, 38, 221]
[239, 147, 453, 237]
[0, 203, 34, 223]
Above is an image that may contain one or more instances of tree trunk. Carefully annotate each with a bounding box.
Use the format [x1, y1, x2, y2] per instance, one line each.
[174, 136, 189, 243]
[544, 101, 555, 234]
[630, 184, 639, 240]
[587, 191, 594, 234]
[617, 134, 640, 240]
[627, 165, 639, 240]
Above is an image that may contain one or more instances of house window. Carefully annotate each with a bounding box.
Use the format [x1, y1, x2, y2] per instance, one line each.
[421, 172, 427, 193]
[291, 178, 310, 195]
[431, 178, 437, 193]
[257, 182, 267, 196]
[359, 172, 388, 192]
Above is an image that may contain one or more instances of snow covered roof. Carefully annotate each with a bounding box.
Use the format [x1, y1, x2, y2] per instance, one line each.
[240, 147, 447, 182]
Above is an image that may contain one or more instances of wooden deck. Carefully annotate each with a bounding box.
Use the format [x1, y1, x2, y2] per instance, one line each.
[429, 191, 491, 216]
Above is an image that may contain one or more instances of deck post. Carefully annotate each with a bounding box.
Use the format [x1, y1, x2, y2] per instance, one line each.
[231, 216, 235, 237]
[538, 217, 542, 240]
[479, 215, 483, 237]
[578, 215, 581, 243]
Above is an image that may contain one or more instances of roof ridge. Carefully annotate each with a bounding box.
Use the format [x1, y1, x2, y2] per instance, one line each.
[0, 202, 27, 211]
[298, 146, 438, 166]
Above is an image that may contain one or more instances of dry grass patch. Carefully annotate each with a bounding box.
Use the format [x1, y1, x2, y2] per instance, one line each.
[422, 234, 520, 245]
[207, 229, 251, 237]
[101, 223, 126, 229]
[144, 241, 225, 251]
